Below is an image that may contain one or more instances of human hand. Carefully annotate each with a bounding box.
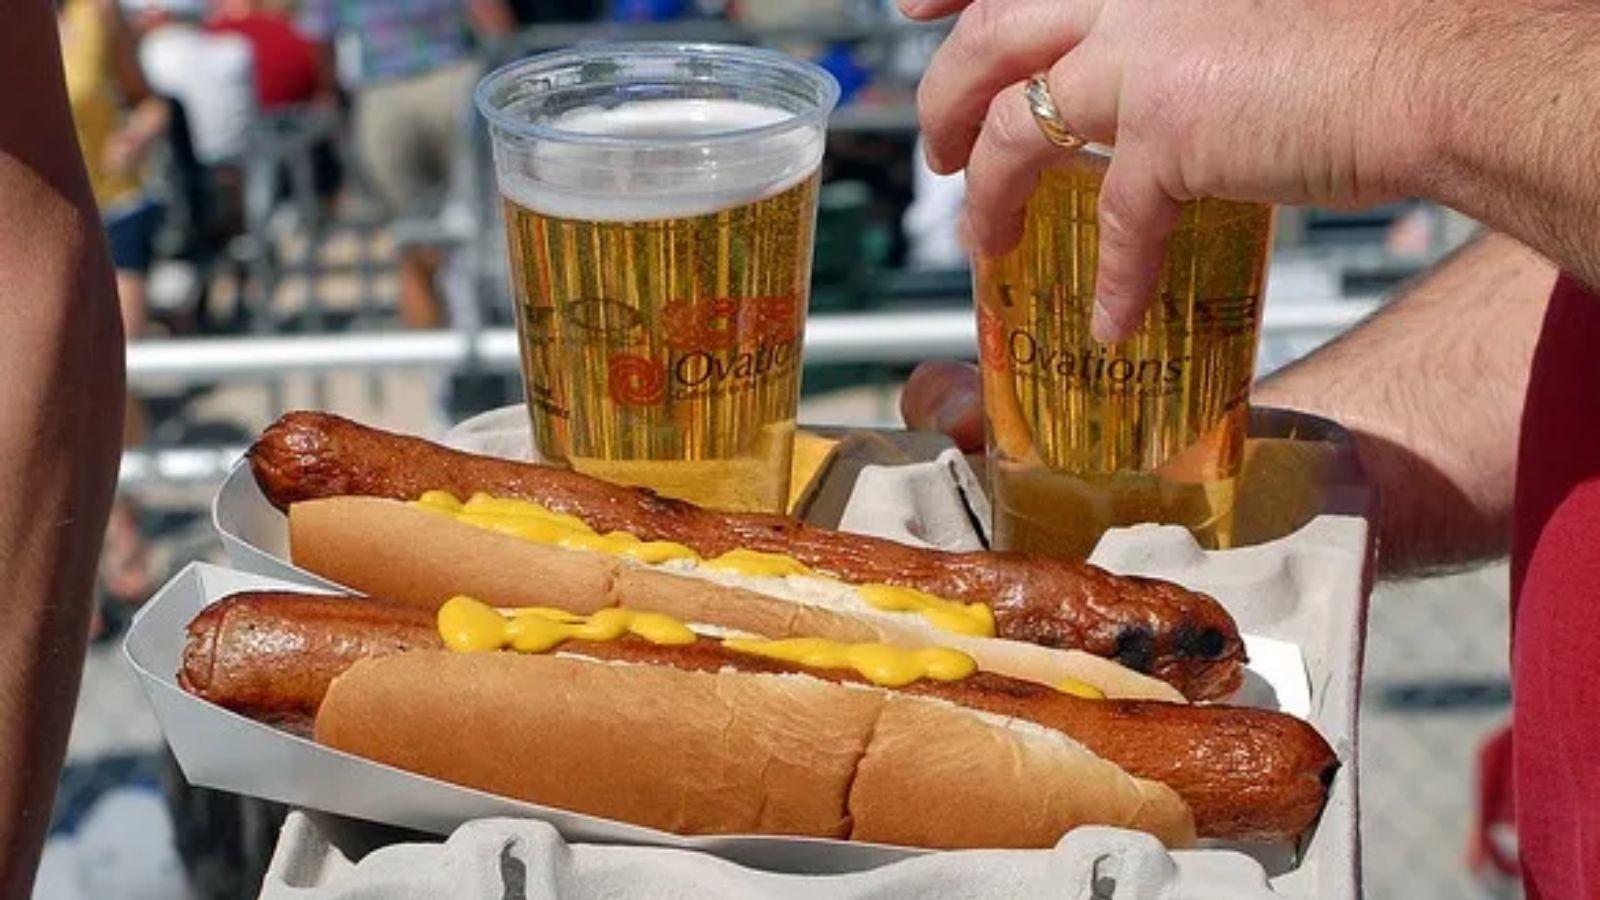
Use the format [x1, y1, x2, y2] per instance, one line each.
[899, 360, 985, 452]
[903, 0, 1440, 340]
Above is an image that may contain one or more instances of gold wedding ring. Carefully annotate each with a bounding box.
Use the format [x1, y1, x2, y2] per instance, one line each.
[1024, 73, 1086, 152]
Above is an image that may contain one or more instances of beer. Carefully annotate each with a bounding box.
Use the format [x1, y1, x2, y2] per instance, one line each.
[501, 150, 817, 512]
[478, 47, 837, 513]
[976, 152, 1272, 558]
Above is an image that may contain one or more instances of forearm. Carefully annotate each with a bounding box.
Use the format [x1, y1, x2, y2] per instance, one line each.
[1414, 0, 1600, 289]
[1255, 233, 1554, 575]
[0, 0, 125, 894]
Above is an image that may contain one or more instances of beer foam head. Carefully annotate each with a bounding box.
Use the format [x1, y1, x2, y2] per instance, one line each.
[494, 98, 825, 222]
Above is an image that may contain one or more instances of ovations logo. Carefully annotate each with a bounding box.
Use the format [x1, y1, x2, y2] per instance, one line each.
[606, 352, 667, 406]
[603, 292, 801, 407]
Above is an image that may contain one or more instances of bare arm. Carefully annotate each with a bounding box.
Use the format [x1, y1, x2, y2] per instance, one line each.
[1415, 1, 1600, 294]
[0, 0, 126, 894]
[1255, 232, 1555, 574]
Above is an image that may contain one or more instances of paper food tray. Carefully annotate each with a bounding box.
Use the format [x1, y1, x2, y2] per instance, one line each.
[133, 561, 1312, 876]
[128, 563, 916, 873]
[189, 412, 1367, 897]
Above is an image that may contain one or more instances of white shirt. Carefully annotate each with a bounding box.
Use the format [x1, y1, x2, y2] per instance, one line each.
[139, 24, 256, 166]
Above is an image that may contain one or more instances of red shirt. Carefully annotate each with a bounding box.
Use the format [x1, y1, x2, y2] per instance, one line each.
[1513, 273, 1600, 897]
[206, 14, 320, 109]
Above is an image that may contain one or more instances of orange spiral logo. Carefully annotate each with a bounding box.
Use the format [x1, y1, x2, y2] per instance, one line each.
[607, 353, 666, 406]
[978, 304, 1009, 372]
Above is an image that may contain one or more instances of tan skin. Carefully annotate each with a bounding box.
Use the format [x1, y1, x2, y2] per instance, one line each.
[0, 0, 126, 894]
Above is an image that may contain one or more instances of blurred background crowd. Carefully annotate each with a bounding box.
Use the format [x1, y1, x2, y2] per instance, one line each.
[36, 0, 1508, 897]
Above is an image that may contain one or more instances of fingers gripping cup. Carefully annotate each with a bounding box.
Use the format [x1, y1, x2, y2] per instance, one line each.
[476, 44, 839, 513]
[976, 149, 1274, 558]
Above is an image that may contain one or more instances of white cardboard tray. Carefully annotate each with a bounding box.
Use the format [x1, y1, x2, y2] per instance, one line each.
[165, 413, 1368, 897]
[129, 563, 916, 873]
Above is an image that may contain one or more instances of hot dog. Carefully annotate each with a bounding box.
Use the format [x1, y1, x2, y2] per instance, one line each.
[247, 412, 1246, 701]
[180, 591, 1337, 843]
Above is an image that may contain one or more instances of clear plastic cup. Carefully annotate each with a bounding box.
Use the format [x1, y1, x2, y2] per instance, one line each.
[476, 44, 839, 513]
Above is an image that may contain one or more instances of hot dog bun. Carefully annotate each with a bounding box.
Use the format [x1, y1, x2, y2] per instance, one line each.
[289, 495, 1186, 702]
[314, 649, 1198, 848]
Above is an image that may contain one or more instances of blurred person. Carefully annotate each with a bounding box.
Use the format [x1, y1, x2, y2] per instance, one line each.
[59, 0, 167, 341]
[125, 0, 256, 168]
[127, 0, 258, 293]
[59, 0, 168, 616]
[298, 0, 515, 329]
[207, 0, 343, 219]
[207, 0, 327, 110]
[897, 0, 1600, 893]
[0, 0, 128, 894]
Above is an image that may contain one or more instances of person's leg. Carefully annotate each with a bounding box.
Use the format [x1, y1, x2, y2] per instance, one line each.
[395, 61, 479, 330]
[105, 201, 159, 339]
[352, 83, 415, 216]
[398, 246, 445, 328]
[99, 202, 158, 620]
[114, 270, 148, 340]
[398, 63, 475, 331]
[354, 79, 447, 328]
[419, 60, 479, 184]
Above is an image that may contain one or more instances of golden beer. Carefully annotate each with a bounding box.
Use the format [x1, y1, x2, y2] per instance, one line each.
[477, 46, 838, 513]
[502, 173, 818, 513]
[976, 152, 1272, 558]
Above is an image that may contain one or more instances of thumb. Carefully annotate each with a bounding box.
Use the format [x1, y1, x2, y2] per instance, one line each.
[1090, 148, 1182, 343]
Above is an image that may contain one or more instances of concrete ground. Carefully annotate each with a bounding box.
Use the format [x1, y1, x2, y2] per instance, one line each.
[1362, 566, 1517, 900]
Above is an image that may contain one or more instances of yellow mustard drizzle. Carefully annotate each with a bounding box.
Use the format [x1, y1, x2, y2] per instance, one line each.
[699, 547, 813, 578]
[439, 597, 980, 688]
[722, 636, 977, 688]
[414, 491, 698, 563]
[1053, 677, 1106, 700]
[414, 491, 995, 638]
[437, 596, 696, 654]
[854, 583, 996, 637]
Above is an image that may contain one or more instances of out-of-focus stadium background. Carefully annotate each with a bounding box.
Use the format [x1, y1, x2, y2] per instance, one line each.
[36, 1, 1516, 897]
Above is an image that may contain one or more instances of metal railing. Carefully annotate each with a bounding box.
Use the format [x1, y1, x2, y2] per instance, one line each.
[120, 300, 1378, 487]
[126, 301, 1376, 388]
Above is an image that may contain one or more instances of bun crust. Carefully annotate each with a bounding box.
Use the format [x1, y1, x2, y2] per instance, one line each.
[314, 650, 1195, 847]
